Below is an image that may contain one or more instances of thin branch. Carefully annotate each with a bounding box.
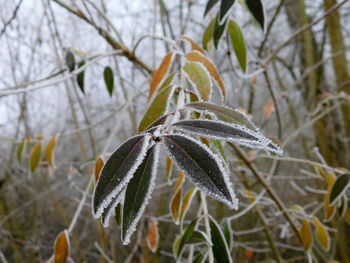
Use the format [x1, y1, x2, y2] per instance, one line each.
[0, 0, 24, 39]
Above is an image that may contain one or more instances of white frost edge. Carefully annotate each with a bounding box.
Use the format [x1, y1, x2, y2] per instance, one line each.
[163, 133, 239, 210]
[92, 134, 151, 219]
[218, 0, 237, 26]
[122, 143, 160, 245]
[101, 190, 125, 228]
[182, 61, 213, 102]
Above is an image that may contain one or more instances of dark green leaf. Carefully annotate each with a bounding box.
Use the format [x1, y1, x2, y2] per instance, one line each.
[204, 0, 219, 17]
[162, 134, 238, 209]
[228, 19, 247, 72]
[101, 191, 124, 227]
[219, 0, 235, 23]
[213, 15, 227, 49]
[224, 220, 233, 250]
[176, 218, 199, 257]
[92, 134, 150, 218]
[122, 144, 160, 245]
[104, 66, 114, 97]
[115, 203, 122, 226]
[193, 253, 207, 263]
[188, 230, 211, 245]
[210, 217, 232, 263]
[77, 61, 85, 94]
[65, 51, 75, 72]
[330, 173, 350, 206]
[245, 0, 265, 31]
[186, 102, 258, 132]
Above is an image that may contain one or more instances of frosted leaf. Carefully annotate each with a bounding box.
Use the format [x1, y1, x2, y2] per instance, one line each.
[122, 143, 160, 245]
[92, 134, 151, 218]
[101, 190, 125, 227]
[171, 119, 282, 155]
[162, 134, 238, 209]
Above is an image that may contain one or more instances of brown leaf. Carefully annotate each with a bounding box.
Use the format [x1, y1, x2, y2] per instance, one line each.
[95, 156, 104, 182]
[45, 134, 58, 167]
[244, 249, 254, 260]
[148, 52, 174, 102]
[186, 51, 225, 98]
[146, 219, 159, 253]
[54, 230, 70, 263]
[264, 98, 275, 119]
[180, 36, 206, 54]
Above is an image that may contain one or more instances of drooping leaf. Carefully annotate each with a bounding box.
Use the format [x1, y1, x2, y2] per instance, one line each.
[171, 119, 282, 154]
[162, 134, 238, 209]
[104, 66, 114, 97]
[29, 141, 42, 174]
[180, 188, 197, 222]
[300, 219, 313, 251]
[186, 51, 225, 97]
[193, 253, 207, 263]
[224, 220, 233, 250]
[210, 216, 232, 263]
[324, 173, 336, 221]
[45, 134, 58, 167]
[202, 18, 215, 51]
[219, 0, 235, 23]
[175, 218, 199, 257]
[148, 52, 174, 102]
[122, 144, 160, 244]
[204, 0, 219, 17]
[147, 219, 159, 253]
[175, 172, 185, 193]
[17, 138, 26, 163]
[339, 196, 347, 218]
[54, 230, 70, 263]
[138, 85, 174, 133]
[180, 36, 206, 54]
[228, 19, 247, 72]
[213, 15, 227, 48]
[94, 156, 104, 182]
[77, 61, 85, 94]
[170, 189, 182, 224]
[65, 51, 75, 72]
[245, 0, 265, 31]
[101, 190, 124, 227]
[329, 173, 350, 206]
[92, 134, 150, 218]
[188, 230, 211, 245]
[312, 218, 330, 251]
[166, 156, 173, 181]
[210, 139, 227, 161]
[186, 102, 258, 132]
[183, 62, 212, 101]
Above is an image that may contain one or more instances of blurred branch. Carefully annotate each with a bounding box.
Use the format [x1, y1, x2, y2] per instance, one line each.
[0, 0, 24, 39]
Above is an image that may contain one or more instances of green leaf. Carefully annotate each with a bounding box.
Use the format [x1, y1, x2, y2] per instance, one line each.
[219, 0, 235, 23]
[162, 134, 238, 209]
[188, 230, 211, 245]
[29, 141, 42, 174]
[176, 218, 199, 257]
[213, 15, 227, 49]
[312, 218, 330, 251]
[122, 144, 160, 245]
[65, 51, 75, 72]
[228, 19, 247, 72]
[77, 61, 85, 94]
[138, 85, 174, 133]
[245, 0, 265, 31]
[17, 138, 27, 163]
[209, 217, 232, 263]
[202, 18, 215, 51]
[183, 62, 212, 101]
[224, 220, 233, 250]
[210, 139, 227, 161]
[115, 203, 122, 226]
[101, 191, 124, 227]
[330, 173, 350, 206]
[104, 66, 114, 97]
[204, 0, 219, 17]
[186, 102, 258, 132]
[92, 134, 150, 218]
[193, 253, 207, 263]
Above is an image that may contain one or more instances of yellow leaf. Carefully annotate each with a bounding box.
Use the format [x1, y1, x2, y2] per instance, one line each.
[300, 219, 313, 251]
[166, 156, 173, 182]
[95, 156, 104, 182]
[312, 218, 330, 251]
[186, 51, 225, 98]
[45, 134, 58, 167]
[54, 230, 70, 263]
[324, 173, 336, 221]
[29, 141, 42, 174]
[170, 189, 182, 224]
[17, 138, 27, 163]
[146, 219, 159, 253]
[175, 172, 184, 193]
[148, 52, 174, 102]
[344, 208, 350, 226]
[180, 188, 197, 222]
[264, 98, 275, 119]
[179, 36, 206, 54]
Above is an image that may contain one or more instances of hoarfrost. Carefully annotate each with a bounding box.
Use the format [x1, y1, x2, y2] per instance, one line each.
[101, 190, 125, 228]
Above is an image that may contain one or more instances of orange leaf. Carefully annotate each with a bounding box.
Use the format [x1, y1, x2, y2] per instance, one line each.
[179, 36, 206, 54]
[186, 51, 225, 98]
[54, 230, 70, 263]
[324, 173, 336, 221]
[244, 249, 254, 260]
[45, 134, 58, 167]
[148, 52, 174, 102]
[312, 217, 330, 251]
[170, 189, 182, 224]
[264, 99, 275, 119]
[300, 219, 313, 251]
[175, 172, 185, 193]
[146, 219, 159, 253]
[29, 141, 42, 174]
[95, 156, 104, 182]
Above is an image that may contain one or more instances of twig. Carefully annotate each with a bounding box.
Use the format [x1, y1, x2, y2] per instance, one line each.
[0, 0, 24, 39]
